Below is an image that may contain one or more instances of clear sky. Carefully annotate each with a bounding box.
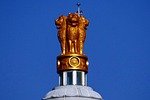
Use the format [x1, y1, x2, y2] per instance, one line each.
[0, 0, 150, 100]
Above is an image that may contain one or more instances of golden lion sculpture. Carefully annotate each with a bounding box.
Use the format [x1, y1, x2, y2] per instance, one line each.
[55, 13, 89, 55]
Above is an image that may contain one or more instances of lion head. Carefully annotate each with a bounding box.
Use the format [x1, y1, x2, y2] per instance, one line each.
[55, 15, 66, 29]
[67, 13, 79, 27]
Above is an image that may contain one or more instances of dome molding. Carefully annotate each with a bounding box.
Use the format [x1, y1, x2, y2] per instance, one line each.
[43, 85, 102, 100]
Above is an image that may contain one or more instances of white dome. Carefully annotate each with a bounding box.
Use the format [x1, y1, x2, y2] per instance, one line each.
[43, 85, 102, 100]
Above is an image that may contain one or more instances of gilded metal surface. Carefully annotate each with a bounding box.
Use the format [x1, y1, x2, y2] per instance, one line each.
[55, 13, 89, 55]
[55, 13, 89, 72]
[69, 56, 80, 67]
[55, 15, 67, 55]
[57, 54, 88, 73]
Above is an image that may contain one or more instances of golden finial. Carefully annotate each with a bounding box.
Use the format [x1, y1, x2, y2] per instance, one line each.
[55, 4, 89, 73]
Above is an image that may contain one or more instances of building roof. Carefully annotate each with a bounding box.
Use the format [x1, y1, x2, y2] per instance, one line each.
[43, 85, 102, 100]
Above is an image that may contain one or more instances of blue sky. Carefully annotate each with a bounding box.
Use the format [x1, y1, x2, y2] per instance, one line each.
[0, 0, 150, 100]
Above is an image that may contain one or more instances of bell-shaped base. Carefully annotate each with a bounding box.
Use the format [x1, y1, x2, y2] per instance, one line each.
[42, 85, 102, 100]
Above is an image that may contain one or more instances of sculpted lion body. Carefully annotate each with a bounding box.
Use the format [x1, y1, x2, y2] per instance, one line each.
[55, 13, 89, 55]
[55, 15, 67, 54]
[66, 13, 79, 53]
[78, 16, 89, 54]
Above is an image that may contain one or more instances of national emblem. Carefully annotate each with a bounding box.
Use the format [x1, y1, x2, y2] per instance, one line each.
[55, 12, 89, 73]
